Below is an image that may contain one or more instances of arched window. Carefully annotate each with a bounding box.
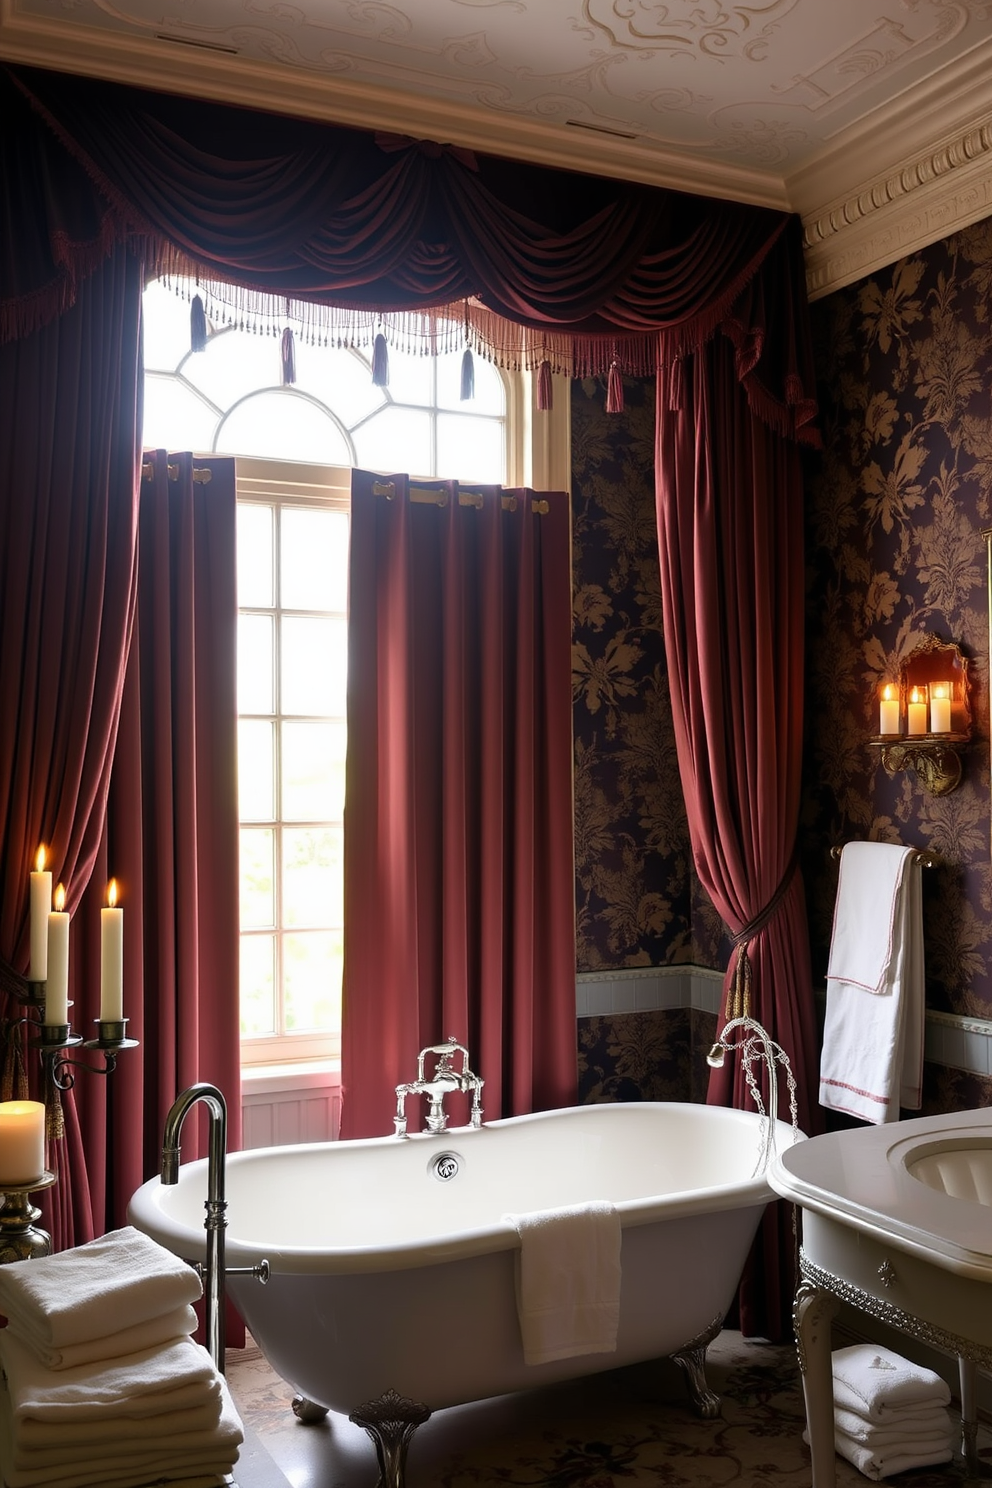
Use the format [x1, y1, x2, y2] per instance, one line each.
[141, 279, 566, 1070]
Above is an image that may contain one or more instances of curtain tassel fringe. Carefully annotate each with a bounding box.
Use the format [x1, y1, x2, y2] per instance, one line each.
[372, 332, 389, 387]
[606, 361, 624, 414]
[537, 359, 553, 411]
[280, 326, 297, 386]
[190, 294, 207, 353]
[460, 347, 475, 401]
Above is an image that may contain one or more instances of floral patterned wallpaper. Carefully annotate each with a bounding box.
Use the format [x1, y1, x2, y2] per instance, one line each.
[570, 374, 730, 976]
[572, 212, 992, 1112]
[803, 215, 992, 1040]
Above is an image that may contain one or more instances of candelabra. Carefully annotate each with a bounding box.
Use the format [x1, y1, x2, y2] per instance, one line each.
[0, 977, 138, 1261]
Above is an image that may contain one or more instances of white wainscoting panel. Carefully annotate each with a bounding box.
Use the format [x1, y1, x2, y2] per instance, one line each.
[241, 1064, 341, 1149]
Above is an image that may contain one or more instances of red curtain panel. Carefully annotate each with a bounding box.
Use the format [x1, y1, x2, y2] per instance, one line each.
[655, 334, 820, 1340]
[341, 475, 575, 1139]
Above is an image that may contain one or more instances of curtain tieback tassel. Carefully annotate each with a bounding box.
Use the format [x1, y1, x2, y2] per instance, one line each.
[606, 360, 624, 414]
[280, 326, 297, 386]
[190, 294, 207, 353]
[725, 848, 800, 1021]
[537, 359, 553, 412]
[460, 347, 475, 401]
[372, 332, 389, 388]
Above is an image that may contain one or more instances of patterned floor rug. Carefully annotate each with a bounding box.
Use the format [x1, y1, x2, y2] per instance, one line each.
[226, 1329, 991, 1487]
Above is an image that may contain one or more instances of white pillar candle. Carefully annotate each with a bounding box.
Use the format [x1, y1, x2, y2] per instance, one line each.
[930, 681, 951, 734]
[878, 683, 900, 736]
[29, 845, 51, 982]
[100, 879, 124, 1023]
[0, 1101, 46, 1186]
[907, 686, 928, 737]
[45, 884, 70, 1027]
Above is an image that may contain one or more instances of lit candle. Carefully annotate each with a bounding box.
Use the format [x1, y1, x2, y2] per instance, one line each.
[29, 845, 52, 982]
[46, 883, 69, 1027]
[907, 685, 928, 737]
[930, 681, 951, 734]
[0, 1100, 46, 1186]
[100, 879, 124, 1023]
[878, 683, 900, 736]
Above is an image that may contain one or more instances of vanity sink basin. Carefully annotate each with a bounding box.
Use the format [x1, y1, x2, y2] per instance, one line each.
[905, 1140, 992, 1207]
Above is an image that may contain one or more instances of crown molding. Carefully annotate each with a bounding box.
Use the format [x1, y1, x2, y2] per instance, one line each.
[0, 6, 789, 211]
[799, 110, 992, 300]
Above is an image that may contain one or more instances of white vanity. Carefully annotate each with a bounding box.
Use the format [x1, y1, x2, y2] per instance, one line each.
[770, 1107, 992, 1486]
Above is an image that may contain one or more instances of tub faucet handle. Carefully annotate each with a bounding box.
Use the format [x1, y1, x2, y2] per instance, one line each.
[393, 1037, 485, 1137]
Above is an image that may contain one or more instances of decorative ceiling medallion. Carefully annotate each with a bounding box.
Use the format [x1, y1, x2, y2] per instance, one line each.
[582, 0, 799, 60]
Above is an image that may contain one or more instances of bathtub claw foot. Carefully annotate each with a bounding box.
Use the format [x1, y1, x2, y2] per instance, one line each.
[349, 1389, 431, 1488]
[291, 1395, 329, 1424]
[671, 1313, 724, 1419]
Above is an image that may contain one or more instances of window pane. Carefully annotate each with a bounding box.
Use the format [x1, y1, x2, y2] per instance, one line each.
[238, 719, 275, 820]
[238, 614, 274, 714]
[436, 348, 505, 416]
[281, 508, 349, 612]
[181, 327, 284, 408]
[282, 721, 346, 820]
[282, 827, 341, 929]
[237, 503, 273, 607]
[142, 281, 197, 373]
[378, 345, 434, 407]
[292, 343, 385, 428]
[353, 405, 431, 476]
[282, 617, 347, 716]
[217, 392, 352, 464]
[142, 375, 218, 453]
[284, 931, 342, 1032]
[437, 414, 505, 483]
[240, 828, 275, 929]
[240, 935, 276, 1036]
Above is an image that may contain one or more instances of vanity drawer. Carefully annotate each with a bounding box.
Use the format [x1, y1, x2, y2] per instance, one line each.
[802, 1210, 992, 1352]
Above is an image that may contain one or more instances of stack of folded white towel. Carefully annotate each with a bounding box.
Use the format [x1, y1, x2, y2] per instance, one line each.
[807, 1343, 954, 1480]
[0, 1225, 243, 1488]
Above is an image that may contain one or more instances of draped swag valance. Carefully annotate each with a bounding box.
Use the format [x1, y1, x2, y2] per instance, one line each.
[3, 64, 817, 440]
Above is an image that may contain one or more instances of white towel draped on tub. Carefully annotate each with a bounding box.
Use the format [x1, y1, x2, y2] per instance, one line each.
[503, 1201, 621, 1365]
[819, 842, 924, 1123]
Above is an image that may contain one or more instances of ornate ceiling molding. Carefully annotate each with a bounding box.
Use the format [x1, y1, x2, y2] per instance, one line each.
[800, 111, 992, 299]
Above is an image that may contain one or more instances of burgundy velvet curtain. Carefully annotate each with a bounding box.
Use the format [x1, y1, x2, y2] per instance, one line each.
[2, 64, 815, 430]
[0, 246, 143, 1250]
[342, 474, 575, 1138]
[70, 451, 241, 1239]
[655, 333, 820, 1340]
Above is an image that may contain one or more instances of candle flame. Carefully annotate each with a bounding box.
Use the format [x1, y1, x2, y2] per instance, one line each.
[54, 883, 66, 913]
[881, 683, 897, 702]
[909, 685, 927, 704]
[107, 879, 118, 909]
[931, 681, 951, 700]
[35, 845, 46, 873]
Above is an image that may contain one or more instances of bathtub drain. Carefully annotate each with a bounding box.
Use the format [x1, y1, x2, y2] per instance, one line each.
[430, 1151, 460, 1182]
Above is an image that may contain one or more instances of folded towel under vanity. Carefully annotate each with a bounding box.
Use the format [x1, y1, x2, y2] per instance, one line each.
[830, 1344, 950, 1420]
[819, 842, 924, 1123]
[503, 1201, 621, 1365]
[0, 1226, 202, 1350]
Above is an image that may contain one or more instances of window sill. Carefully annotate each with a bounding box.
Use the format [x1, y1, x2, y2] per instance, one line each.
[241, 1060, 340, 1098]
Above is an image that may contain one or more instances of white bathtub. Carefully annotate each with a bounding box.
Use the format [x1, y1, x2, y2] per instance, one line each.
[129, 1100, 798, 1416]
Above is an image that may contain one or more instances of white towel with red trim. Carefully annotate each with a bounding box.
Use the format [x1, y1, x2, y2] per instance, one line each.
[819, 842, 924, 1124]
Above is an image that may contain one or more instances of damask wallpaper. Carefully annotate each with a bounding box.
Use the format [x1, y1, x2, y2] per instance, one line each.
[804, 214, 992, 1047]
[572, 208, 992, 1113]
[570, 374, 731, 977]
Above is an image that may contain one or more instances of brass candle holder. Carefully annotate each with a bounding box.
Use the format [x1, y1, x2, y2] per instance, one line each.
[0, 1171, 56, 1263]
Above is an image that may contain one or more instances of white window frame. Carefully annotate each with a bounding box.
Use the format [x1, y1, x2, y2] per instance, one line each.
[235, 370, 569, 1072]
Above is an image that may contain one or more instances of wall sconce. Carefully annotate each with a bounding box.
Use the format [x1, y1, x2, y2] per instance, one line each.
[870, 637, 971, 796]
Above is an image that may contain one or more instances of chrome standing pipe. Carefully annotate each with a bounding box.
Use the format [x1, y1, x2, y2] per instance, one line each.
[161, 1082, 227, 1374]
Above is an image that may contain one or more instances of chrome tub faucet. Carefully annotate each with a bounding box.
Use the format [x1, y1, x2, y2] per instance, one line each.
[394, 1037, 484, 1136]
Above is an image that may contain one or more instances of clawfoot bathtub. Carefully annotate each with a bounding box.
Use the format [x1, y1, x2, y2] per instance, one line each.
[130, 1100, 799, 1483]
